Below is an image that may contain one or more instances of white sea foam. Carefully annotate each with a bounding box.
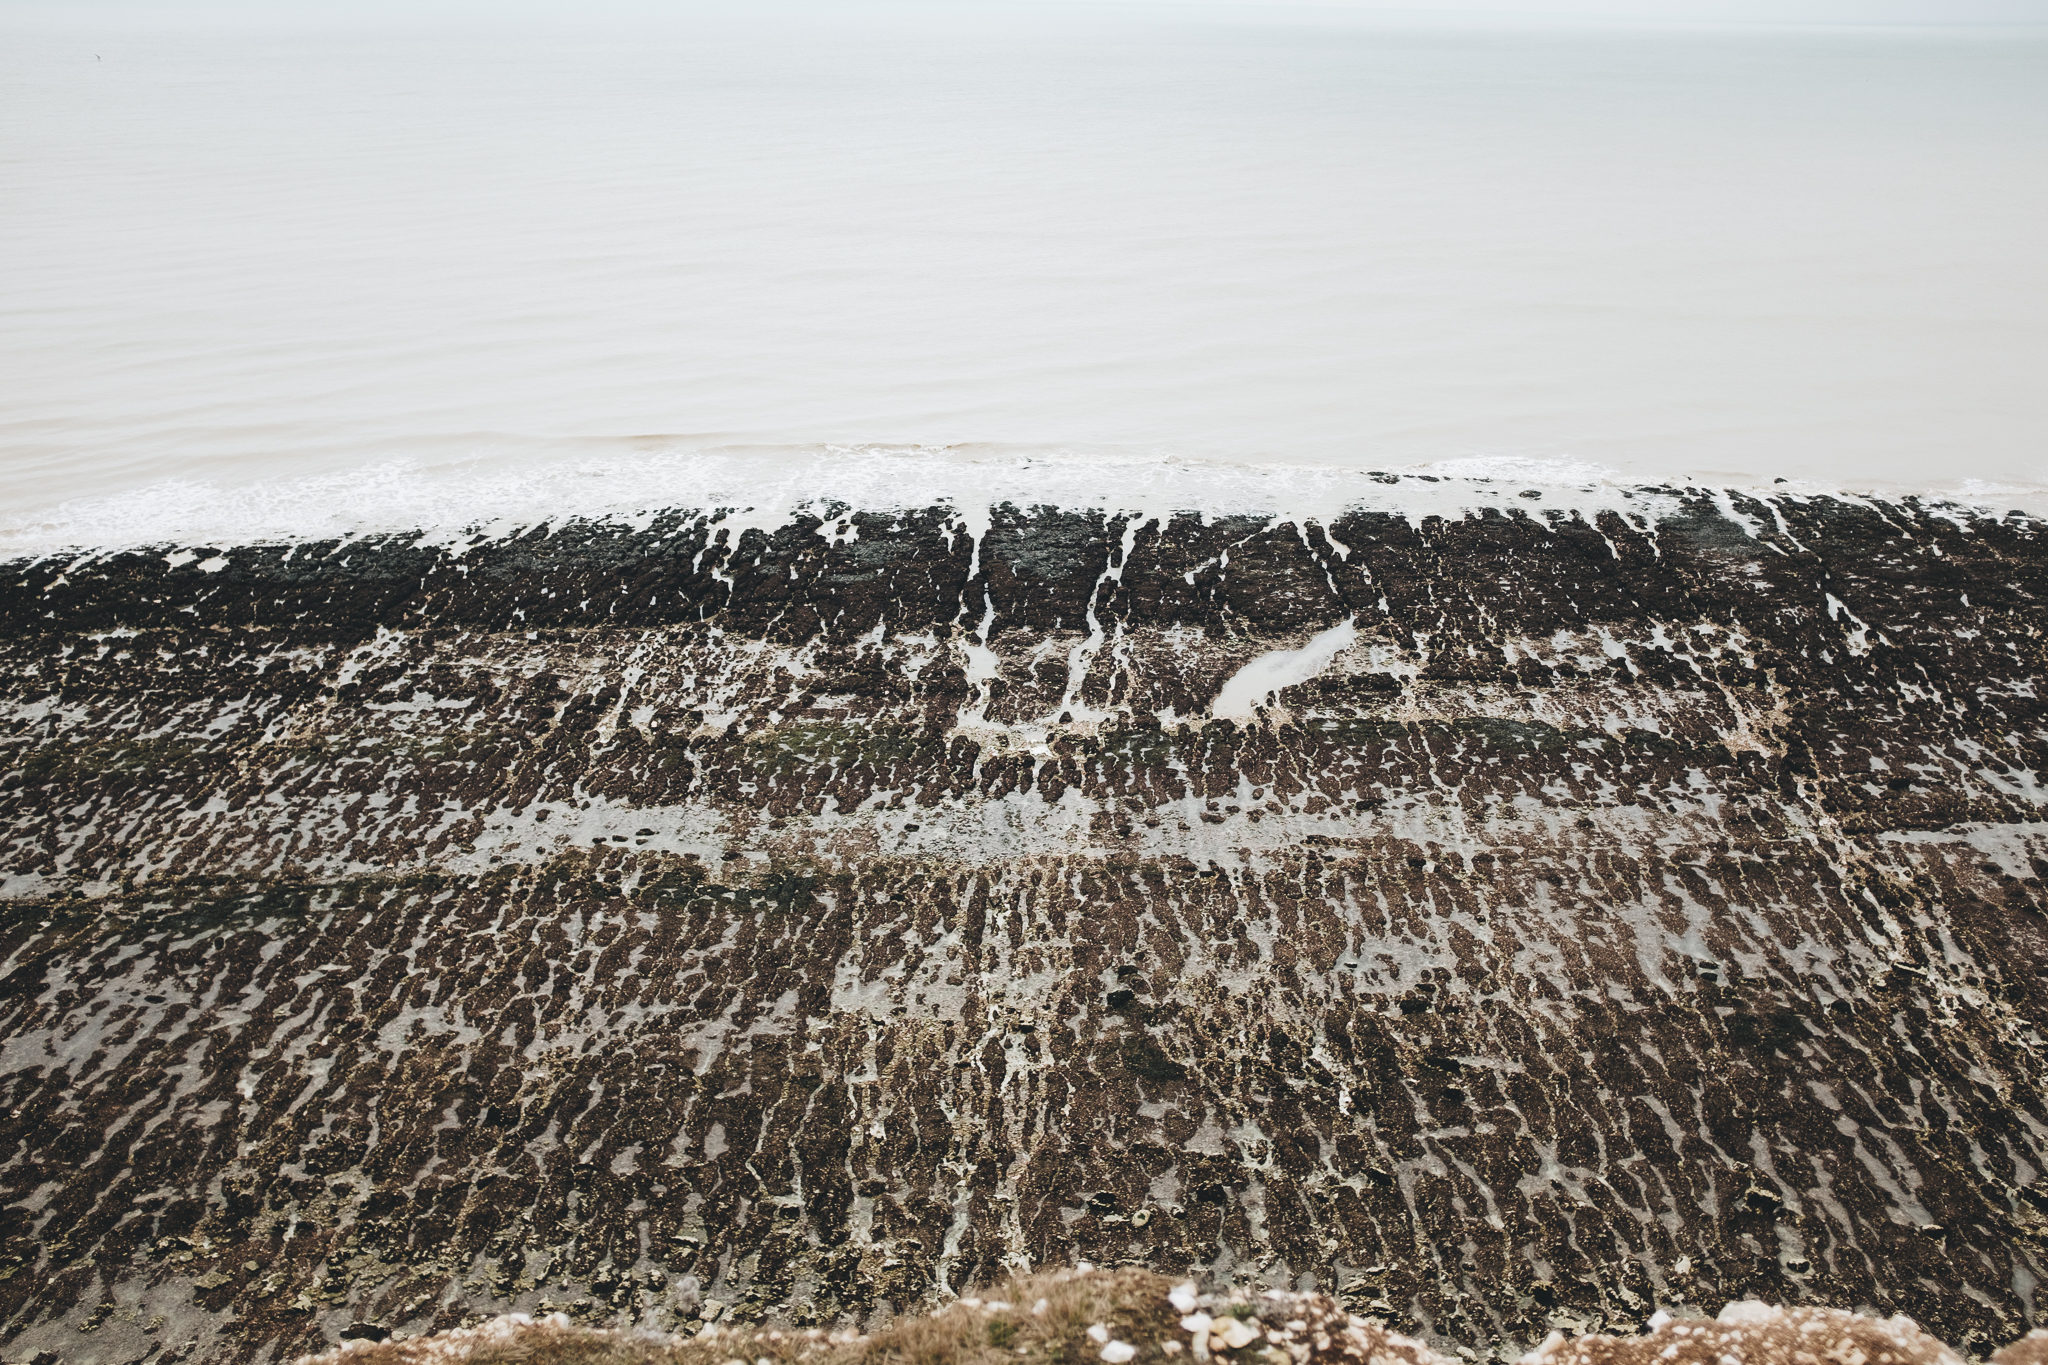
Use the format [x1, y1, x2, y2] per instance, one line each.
[0, 445, 1648, 559]
[3, 443, 2039, 562]
[1211, 618, 1362, 721]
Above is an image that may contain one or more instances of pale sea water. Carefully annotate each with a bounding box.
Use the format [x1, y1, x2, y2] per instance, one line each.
[3, 3, 2046, 551]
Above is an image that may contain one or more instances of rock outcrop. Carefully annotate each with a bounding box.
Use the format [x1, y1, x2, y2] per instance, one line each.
[291, 1267, 1449, 1365]
[4, 484, 2047, 1363]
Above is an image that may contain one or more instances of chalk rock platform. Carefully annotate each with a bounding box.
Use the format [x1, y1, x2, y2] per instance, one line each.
[4, 486, 2048, 1363]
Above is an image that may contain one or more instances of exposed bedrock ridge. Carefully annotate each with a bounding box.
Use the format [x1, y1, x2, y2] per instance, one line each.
[3, 491, 2048, 1365]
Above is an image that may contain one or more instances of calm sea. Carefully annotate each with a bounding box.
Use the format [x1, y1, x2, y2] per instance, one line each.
[4, 3, 2046, 550]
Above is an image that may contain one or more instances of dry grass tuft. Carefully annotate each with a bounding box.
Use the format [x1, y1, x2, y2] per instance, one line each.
[1520, 1301, 1965, 1365]
[296, 1271, 2000, 1365]
[1997, 1331, 2048, 1365]
[292, 1267, 1443, 1365]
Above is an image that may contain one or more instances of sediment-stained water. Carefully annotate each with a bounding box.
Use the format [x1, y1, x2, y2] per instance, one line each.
[4, 480, 2047, 1363]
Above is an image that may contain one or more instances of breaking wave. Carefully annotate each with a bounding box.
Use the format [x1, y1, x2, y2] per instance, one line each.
[6, 443, 2045, 561]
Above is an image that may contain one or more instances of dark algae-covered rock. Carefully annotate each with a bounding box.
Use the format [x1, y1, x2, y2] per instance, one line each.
[5, 483, 2048, 1363]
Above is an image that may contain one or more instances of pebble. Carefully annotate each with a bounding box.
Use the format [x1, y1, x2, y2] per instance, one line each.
[1215, 1317, 1263, 1350]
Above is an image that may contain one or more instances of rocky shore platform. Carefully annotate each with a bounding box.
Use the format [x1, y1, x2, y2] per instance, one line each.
[5, 483, 2048, 1364]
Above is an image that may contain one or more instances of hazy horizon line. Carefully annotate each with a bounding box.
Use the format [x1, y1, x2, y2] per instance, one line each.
[6, 0, 2048, 32]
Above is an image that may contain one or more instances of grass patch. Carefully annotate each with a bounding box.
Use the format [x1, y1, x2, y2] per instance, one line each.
[292, 1267, 1444, 1365]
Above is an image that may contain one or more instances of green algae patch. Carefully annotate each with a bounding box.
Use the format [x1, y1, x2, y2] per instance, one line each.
[10, 735, 207, 786]
[740, 721, 928, 773]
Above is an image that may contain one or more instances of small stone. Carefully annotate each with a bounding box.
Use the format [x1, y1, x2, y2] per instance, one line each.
[1171, 1283, 1201, 1314]
[1103, 1342, 1136, 1363]
[1215, 1317, 1262, 1350]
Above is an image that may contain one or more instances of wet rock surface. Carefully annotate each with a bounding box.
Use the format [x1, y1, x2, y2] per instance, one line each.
[5, 486, 2048, 1363]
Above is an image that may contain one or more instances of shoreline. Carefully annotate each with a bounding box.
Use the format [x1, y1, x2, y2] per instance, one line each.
[7, 459, 2048, 565]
